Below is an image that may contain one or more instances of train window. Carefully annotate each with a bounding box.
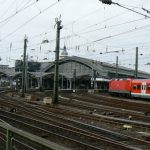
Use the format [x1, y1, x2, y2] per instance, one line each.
[137, 85, 141, 90]
[147, 86, 150, 90]
[133, 85, 137, 90]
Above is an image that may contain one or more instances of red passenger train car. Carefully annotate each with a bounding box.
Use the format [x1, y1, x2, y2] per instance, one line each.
[109, 79, 150, 99]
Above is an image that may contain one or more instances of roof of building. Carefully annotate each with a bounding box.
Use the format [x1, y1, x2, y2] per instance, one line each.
[44, 56, 150, 79]
[1, 56, 150, 79]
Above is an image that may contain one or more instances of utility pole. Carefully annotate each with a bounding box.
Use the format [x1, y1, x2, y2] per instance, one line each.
[116, 56, 118, 78]
[73, 69, 76, 91]
[25, 55, 28, 91]
[22, 35, 28, 97]
[93, 70, 97, 89]
[135, 47, 138, 78]
[52, 18, 63, 104]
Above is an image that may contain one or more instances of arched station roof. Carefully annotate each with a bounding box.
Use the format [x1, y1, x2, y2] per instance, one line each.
[43, 56, 150, 79]
[43, 56, 106, 77]
[1, 56, 150, 80]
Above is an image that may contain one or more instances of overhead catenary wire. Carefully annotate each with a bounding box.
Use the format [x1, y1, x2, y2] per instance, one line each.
[0, 0, 34, 25]
[77, 17, 147, 35]
[0, 0, 150, 70]
[62, 1, 150, 43]
[63, 5, 137, 35]
[0, 0, 61, 41]
[77, 10, 130, 32]
[91, 24, 150, 44]
[0, 0, 17, 19]
[19, 0, 35, 10]
[142, 7, 150, 14]
[66, 22, 150, 51]
[63, 20, 148, 48]
[0, 19, 149, 56]
[64, 8, 102, 27]
[4, 8, 148, 51]
[0, 1, 147, 48]
[63, 17, 149, 50]
[0, 0, 39, 25]
[79, 1, 149, 33]
[0, 25, 56, 45]
[0, 9, 144, 49]
[111, 2, 150, 19]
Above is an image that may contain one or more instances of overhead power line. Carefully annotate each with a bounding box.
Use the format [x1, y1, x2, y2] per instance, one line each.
[0, 0, 38, 24]
[64, 8, 101, 27]
[0, 0, 61, 41]
[93, 24, 150, 43]
[114, 3, 150, 19]
[0, 0, 16, 19]
[79, 10, 129, 32]
[142, 7, 150, 14]
[68, 23, 150, 50]
[78, 17, 146, 35]
[99, 0, 150, 19]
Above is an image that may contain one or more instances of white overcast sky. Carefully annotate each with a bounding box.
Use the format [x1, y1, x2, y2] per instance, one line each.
[0, 0, 150, 73]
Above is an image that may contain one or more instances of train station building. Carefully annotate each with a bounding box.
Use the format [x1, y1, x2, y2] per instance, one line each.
[1, 56, 150, 91]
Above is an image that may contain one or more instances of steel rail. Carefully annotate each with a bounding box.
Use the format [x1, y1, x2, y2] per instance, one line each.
[0, 98, 148, 149]
[0, 94, 150, 149]
[0, 113, 111, 150]
[0, 121, 69, 150]
[0, 110, 140, 150]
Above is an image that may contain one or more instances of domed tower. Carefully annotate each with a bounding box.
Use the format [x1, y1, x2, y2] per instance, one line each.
[60, 45, 68, 59]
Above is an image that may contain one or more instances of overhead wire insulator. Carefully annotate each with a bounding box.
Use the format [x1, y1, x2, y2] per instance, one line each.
[99, 0, 112, 5]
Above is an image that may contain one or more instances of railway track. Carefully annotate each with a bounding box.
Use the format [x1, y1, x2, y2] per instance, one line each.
[82, 93, 150, 112]
[0, 109, 141, 150]
[59, 97, 150, 122]
[58, 94, 150, 139]
[59, 98, 150, 129]
[0, 93, 150, 149]
[62, 93, 150, 119]
[2, 93, 150, 130]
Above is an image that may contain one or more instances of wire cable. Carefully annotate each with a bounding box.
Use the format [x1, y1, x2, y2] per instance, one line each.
[0, 0, 61, 41]
[112, 2, 150, 19]
[0, 0, 39, 24]
[0, 0, 16, 19]
[93, 24, 150, 43]
[78, 10, 129, 32]
[67, 23, 150, 50]
[78, 17, 147, 35]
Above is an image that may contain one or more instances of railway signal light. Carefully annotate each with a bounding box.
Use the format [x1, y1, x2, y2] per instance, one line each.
[99, 0, 112, 5]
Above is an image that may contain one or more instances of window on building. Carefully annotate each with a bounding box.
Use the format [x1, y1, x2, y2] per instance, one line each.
[147, 85, 150, 90]
[137, 85, 141, 90]
[133, 85, 137, 90]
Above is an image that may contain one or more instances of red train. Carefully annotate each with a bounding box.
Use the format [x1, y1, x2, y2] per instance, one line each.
[109, 78, 150, 99]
